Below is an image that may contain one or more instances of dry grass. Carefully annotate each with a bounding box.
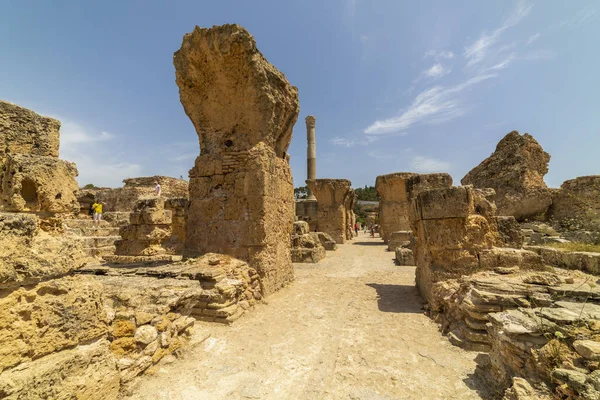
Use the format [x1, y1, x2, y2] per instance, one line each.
[546, 242, 600, 253]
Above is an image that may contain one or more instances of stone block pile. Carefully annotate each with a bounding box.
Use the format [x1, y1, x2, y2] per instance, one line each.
[290, 221, 326, 263]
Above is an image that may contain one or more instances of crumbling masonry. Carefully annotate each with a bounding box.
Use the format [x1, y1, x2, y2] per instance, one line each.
[306, 179, 355, 244]
[174, 24, 299, 296]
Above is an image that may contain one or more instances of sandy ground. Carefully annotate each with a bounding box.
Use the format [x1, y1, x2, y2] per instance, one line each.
[126, 235, 489, 400]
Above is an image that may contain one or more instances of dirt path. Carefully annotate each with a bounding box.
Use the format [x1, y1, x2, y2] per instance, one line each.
[127, 236, 488, 400]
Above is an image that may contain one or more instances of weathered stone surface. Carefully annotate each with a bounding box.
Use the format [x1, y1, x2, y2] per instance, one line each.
[526, 245, 600, 275]
[135, 325, 158, 345]
[306, 179, 354, 244]
[293, 220, 310, 235]
[316, 231, 337, 251]
[291, 232, 326, 263]
[495, 216, 524, 248]
[0, 213, 85, 289]
[388, 230, 413, 251]
[0, 100, 59, 169]
[0, 339, 120, 400]
[395, 247, 414, 266]
[0, 276, 108, 372]
[376, 172, 452, 243]
[1, 154, 79, 213]
[573, 340, 600, 361]
[461, 131, 552, 220]
[175, 24, 297, 296]
[548, 175, 600, 232]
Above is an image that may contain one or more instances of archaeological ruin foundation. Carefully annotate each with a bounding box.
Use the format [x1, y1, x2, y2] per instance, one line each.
[306, 178, 356, 244]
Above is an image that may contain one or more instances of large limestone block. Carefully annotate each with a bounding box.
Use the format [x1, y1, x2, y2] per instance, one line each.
[306, 179, 354, 244]
[174, 24, 299, 157]
[376, 172, 452, 242]
[0, 213, 85, 289]
[461, 131, 552, 220]
[548, 175, 600, 232]
[1, 153, 79, 213]
[0, 276, 108, 372]
[0, 100, 60, 169]
[0, 339, 120, 400]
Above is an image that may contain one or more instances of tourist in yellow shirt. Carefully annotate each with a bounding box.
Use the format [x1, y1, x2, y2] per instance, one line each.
[92, 201, 104, 229]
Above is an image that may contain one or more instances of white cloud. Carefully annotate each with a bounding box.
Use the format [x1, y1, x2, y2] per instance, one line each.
[526, 33, 541, 46]
[425, 50, 454, 60]
[364, 74, 497, 135]
[559, 7, 598, 29]
[485, 53, 517, 71]
[411, 156, 451, 173]
[57, 117, 142, 188]
[331, 135, 380, 147]
[464, 1, 532, 66]
[423, 63, 451, 79]
[360, 35, 368, 43]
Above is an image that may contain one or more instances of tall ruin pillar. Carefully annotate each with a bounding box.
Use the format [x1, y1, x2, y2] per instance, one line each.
[174, 24, 299, 296]
[306, 116, 317, 200]
[375, 172, 452, 243]
[306, 179, 354, 244]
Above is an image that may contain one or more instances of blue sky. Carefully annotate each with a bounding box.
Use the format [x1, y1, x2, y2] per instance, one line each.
[1, 1, 598, 188]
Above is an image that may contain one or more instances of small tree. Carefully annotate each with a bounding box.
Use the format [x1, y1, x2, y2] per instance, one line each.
[83, 183, 97, 189]
[294, 186, 308, 199]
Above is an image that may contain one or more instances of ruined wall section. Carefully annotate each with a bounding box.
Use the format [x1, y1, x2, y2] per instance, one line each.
[306, 179, 353, 244]
[462, 131, 552, 221]
[174, 24, 298, 296]
[547, 175, 600, 232]
[0, 101, 79, 214]
[376, 172, 452, 243]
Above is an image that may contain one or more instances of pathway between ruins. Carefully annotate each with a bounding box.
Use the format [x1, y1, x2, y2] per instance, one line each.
[127, 236, 488, 400]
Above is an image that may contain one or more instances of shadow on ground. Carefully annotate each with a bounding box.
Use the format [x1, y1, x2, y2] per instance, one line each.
[353, 240, 386, 246]
[463, 353, 496, 400]
[366, 283, 424, 314]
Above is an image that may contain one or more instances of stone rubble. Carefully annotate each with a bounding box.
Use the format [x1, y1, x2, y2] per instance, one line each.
[290, 221, 326, 263]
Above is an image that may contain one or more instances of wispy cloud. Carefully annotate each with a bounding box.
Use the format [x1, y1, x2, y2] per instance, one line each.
[364, 74, 497, 135]
[558, 6, 598, 29]
[464, 0, 532, 66]
[331, 135, 380, 147]
[423, 63, 451, 79]
[526, 33, 541, 46]
[57, 117, 142, 187]
[425, 50, 454, 60]
[485, 53, 517, 71]
[411, 156, 451, 173]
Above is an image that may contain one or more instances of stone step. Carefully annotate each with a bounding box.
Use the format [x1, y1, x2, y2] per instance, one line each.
[103, 212, 131, 225]
[75, 236, 121, 248]
[82, 245, 116, 257]
[63, 219, 114, 229]
[66, 227, 121, 237]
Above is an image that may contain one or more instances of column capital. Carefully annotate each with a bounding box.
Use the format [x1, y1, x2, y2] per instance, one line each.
[305, 115, 316, 128]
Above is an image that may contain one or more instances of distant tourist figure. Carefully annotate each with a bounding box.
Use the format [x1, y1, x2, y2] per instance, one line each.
[154, 181, 162, 197]
[92, 201, 103, 229]
[354, 223, 359, 237]
[370, 225, 375, 238]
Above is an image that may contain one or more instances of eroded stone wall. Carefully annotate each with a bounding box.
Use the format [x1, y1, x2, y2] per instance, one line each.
[306, 179, 354, 244]
[0, 101, 79, 214]
[375, 172, 452, 243]
[462, 131, 552, 221]
[174, 24, 298, 296]
[547, 175, 600, 233]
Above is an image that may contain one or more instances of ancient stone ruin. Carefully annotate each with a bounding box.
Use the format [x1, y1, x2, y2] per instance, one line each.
[77, 176, 189, 215]
[290, 220, 326, 263]
[306, 178, 355, 244]
[0, 100, 79, 214]
[462, 130, 552, 221]
[376, 172, 452, 244]
[173, 24, 298, 296]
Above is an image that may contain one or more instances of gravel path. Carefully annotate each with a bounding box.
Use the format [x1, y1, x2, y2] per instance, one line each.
[127, 235, 488, 400]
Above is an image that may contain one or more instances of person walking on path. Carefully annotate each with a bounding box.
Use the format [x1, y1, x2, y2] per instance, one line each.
[154, 181, 162, 197]
[370, 225, 375, 238]
[354, 223, 359, 237]
[92, 201, 104, 229]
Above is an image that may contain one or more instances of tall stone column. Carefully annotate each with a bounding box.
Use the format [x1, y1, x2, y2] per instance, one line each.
[306, 115, 317, 200]
[174, 24, 299, 296]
